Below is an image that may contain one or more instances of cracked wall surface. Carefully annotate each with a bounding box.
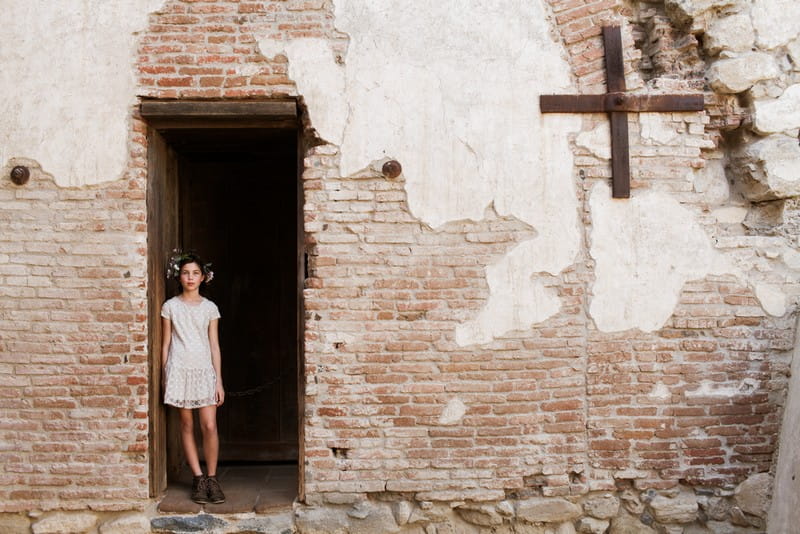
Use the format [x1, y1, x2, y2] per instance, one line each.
[262, 0, 799, 341]
[258, 0, 583, 345]
[1, 0, 799, 525]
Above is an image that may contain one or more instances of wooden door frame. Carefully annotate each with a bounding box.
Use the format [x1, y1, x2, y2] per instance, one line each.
[143, 99, 303, 498]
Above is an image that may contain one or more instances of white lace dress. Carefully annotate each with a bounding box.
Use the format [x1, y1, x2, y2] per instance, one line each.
[161, 296, 221, 408]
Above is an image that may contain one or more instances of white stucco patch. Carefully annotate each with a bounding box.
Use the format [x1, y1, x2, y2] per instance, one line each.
[258, 0, 582, 345]
[639, 113, 680, 145]
[258, 38, 347, 146]
[685, 379, 759, 398]
[649, 383, 672, 400]
[588, 182, 727, 332]
[438, 398, 467, 426]
[576, 124, 611, 160]
[0, 1, 165, 186]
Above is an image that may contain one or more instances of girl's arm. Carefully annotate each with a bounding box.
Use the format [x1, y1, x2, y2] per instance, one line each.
[161, 316, 172, 393]
[209, 318, 224, 406]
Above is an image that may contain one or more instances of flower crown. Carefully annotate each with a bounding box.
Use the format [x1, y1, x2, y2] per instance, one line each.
[166, 249, 214, 284]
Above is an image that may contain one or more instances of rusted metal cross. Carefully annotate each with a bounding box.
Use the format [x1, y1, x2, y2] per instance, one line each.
[540, 26, 705, 198]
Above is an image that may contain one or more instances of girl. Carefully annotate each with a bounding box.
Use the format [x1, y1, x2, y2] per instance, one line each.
[161, 251, 226, 504]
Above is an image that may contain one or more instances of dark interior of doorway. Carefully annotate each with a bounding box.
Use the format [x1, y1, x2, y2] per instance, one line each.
[161, 127, 299, 472]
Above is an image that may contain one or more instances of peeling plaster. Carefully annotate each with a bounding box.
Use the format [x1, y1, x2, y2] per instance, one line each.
[261, 0, 798, 336]
[588, 182, 732, 332]
[576, 125, 611, 160]
[639, 113, 680, 145]
[649, 383, 672, 400]
[685, 379, 759, 398]
[259, 0, 582, 344]
[0, 1, 165, 186]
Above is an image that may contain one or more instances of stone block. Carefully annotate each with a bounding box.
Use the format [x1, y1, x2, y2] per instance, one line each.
[516, 498, 581, 523]
[236, 513, 295, 534]
[99, 514, 150, 534]
[683, 524, 714, 534]
[753, 84, 800, 134]
[732, 134, 800, 201]
[789, 39, 800, 71]
[649, 493, 699, 524]
[577, 517, 609, 534]
[609, 513, 657, 534]
[702, 496, 731, 521]
[32, 513, 98, 534]
[665, 0, 745, 31]
[346, 501, 400, 534]
[497, 501, 515, 517]
[707, 53, 779, 93]
[582, 493, 620, 519]
[295, 506, 349, 534]
[392, 500, 414, 526]
[554, 523, 577, 534]
[752, 0, 800, 49]
[0, 514, 32, 534]
[455, 504, 503, 526]
[620, 490, 644, 515]
[703, 14, 754, 55]
[734, 472, 772, 518]
[150, 514, 228, 533]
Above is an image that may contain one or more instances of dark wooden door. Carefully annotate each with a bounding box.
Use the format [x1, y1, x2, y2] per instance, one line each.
[179, 139, 298, 461]
[147, 129, 180, 495]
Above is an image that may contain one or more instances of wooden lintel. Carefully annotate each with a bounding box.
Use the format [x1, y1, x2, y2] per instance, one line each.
[139, 100, 298, 128]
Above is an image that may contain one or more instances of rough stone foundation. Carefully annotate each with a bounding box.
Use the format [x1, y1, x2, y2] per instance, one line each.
[0, 473, 772, 533]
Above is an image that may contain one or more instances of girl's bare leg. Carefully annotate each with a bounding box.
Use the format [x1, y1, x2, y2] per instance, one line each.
[198, 405, 219, 476]
[178, 408, 203, 476]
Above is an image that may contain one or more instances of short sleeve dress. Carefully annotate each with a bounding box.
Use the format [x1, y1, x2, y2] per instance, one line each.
[161, 296, 221, 408]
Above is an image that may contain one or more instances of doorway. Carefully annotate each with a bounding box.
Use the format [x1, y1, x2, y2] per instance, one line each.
[144, 101, 304, 499]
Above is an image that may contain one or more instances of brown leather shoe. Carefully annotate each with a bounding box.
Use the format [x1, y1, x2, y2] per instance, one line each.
[190, 475, 208, 504]
[205, 476, 225, 504]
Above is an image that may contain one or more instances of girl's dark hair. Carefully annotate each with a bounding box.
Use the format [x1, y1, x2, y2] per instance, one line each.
[172, 252, 214, 292]
[176, 253, 207, 276]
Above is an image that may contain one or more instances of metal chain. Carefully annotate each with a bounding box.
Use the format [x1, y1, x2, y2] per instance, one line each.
[226, 371, 289, 398]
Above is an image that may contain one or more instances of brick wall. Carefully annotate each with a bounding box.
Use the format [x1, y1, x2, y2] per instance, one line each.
[0, 157, 149, 512]
[0, 0, 795, 524]
[137, 0, 342, 99]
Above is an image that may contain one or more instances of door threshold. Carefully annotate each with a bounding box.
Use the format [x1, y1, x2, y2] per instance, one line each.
[158, 464, 297, 514]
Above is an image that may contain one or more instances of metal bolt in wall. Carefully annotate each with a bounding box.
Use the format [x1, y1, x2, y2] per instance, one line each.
[10, 166, 30, 185]
[382, 160, 402, 179]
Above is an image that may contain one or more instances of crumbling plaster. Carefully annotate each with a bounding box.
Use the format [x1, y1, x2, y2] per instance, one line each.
[261, 0, 800, 339]
[588, 181, 729, 332]
[1, 0, 164, 187]
[259, 0, 583, 345]
[1, 0, 797, 341]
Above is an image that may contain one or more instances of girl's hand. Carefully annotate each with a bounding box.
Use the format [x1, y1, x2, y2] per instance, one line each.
[216, 382, 225, 407]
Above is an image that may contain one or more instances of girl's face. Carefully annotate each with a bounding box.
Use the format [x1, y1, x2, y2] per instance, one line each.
[179, 262, 205, 291]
